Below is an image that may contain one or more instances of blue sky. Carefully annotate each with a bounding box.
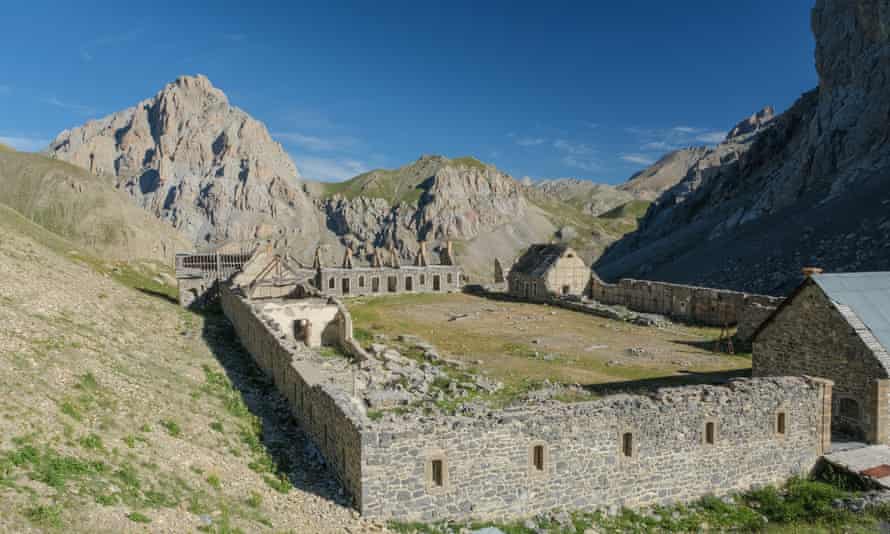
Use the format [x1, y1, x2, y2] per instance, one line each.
[0, 1, 817, 183]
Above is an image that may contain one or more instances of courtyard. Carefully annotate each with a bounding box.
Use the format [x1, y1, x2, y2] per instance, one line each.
[346, 292, 752, 394]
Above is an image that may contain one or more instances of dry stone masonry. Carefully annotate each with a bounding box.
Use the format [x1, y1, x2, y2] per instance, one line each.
[590, 272, 782, 341]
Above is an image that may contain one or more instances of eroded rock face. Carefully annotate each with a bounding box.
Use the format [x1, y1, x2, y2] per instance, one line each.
[596, 0, 890, 294]
[726, 106, 775, 140]
[48, 75, 321, 250]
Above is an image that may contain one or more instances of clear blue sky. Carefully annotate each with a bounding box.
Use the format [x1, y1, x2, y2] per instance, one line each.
[0, 1, 817, 183]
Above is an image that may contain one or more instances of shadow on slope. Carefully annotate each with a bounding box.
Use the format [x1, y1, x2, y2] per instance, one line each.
[196, 306, 352, 508]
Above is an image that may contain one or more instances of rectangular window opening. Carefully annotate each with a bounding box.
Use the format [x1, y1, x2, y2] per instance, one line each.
[622, 432, 633, 457]
[431, 459, 444, 487]
[777, 412, 786, 435]
[705, 422, 715, 445]
[533, 445, 545, 471]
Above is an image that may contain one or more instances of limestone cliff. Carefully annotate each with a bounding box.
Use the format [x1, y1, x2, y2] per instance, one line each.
[596, 0, 890, 295]
[47, 75, 322, 251]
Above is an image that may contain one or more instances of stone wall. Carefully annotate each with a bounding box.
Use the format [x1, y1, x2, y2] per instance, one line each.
[753, 282, 890, 443]
[219, 282, 832, 523]
[362, 377, 831, 521]
[590, 273, 783, 338]
[219, 285, 366, 504]
[318, 265, 462, 298]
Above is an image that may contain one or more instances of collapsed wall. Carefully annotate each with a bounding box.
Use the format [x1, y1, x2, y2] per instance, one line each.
[590, 273, 783, 339]
[219, 283, 831, 522]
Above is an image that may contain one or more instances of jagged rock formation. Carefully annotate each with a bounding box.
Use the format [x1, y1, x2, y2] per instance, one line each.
[596, 0, 890, 295]
[725, 106, 775, 140]
[47, 75, 321, 251]
[313, 155, 558, 280]
[617, 147, 709, 201]
[43, 76, 663, 281]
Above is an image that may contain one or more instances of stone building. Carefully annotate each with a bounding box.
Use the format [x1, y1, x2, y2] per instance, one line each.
[507, 244, 588, 300]
[315, 241, 462, 298]
[753, 271, 890, 443]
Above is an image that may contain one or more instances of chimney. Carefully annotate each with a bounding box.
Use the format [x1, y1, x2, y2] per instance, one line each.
[802, 267, 824, 278]
[415, 241, 429, 267]
[342, 245, 354, 269]
[312, 247, 323, 271]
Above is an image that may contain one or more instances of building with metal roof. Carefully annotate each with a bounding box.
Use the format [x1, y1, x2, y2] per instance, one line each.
[753, 271, 890, 444]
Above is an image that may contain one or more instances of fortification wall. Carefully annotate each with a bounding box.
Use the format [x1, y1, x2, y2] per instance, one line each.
[590, 274, 783, 337]
[362, 377, 831, 521]
[220, 285, 366, 504]
[219, 283, 831, 523]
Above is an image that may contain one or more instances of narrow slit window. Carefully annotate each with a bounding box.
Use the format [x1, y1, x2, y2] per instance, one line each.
[328, 277, 335, 289]
[431, 459, 444, 487]
[622, 432, 633, 457]
[705, 422, 715, 445]
[533, 445, 545, 471]
[777, 412, 786, 435]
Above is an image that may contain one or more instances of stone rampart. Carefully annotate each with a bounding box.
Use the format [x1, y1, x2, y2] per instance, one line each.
[219, 283, 830, 523]
[362, 376, 831, 521]
[590, 273, 783, 339]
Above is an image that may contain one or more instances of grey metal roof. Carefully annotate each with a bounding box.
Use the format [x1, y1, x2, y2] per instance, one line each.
[812, 272, 890, 353]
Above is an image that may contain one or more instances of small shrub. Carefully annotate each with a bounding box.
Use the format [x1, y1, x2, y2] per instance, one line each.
[159, 419, 181, 437]
[245, 491, 262, 509]
[59, 401, 82, 421]
[25, 503, 63, 528]
[210, 421, 224, 432]
[206, 474, 221, 490]
[263, 473, 291, 494]
[78, 433, 103, 451]
[127, 511, 152, 523]
[122, 435, 136, 448]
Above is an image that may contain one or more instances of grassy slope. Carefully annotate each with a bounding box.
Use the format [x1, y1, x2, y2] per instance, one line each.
[318, 156, 487, 204]
[0, 206, 371, 533]
[0, 149, 189, 262]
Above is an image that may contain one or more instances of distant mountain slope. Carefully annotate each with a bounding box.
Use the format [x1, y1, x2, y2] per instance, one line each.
[617, 147, 709, 200]
[47, 74, 320, 251]
[596, 0, 890, 295]
[44, 75, 655, 281]
[530, 178, 634, 216]
[0, 146, 188, 262]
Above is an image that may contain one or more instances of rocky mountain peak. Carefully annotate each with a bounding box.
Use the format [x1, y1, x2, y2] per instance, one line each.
[725, 105, 775, 140]
[596, 0, 890, 294]
[47, 74, 317, 249]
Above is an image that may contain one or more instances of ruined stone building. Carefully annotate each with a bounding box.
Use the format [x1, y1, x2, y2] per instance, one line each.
[176, 241, 463, 307]
[315, 241, 462, 298]
[507, 244, 588, 300]
[753, 271, 890, 443]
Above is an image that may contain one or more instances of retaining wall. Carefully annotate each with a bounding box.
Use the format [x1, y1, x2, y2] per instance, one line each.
[590, 274, 783, 339]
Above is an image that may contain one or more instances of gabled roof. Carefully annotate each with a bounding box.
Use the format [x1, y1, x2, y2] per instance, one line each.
[510, 244, 576, 278]
[812, 272, 890, 354]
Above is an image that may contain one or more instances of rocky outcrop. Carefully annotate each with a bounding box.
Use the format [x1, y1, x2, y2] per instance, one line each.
[726, 106, 775, 140]
[532, 179, 634, 216]
[596, 0, 890, 295]
[47, 75, 321, 251]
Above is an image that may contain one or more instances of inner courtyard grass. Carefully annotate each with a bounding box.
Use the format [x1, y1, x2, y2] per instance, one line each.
[346, 292, 751, 393]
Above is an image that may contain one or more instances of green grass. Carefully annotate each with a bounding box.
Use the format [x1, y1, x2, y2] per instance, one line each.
[319, 155, 490, 204]
[390, 477, 878, 534]
[25, 503, 63, 529]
